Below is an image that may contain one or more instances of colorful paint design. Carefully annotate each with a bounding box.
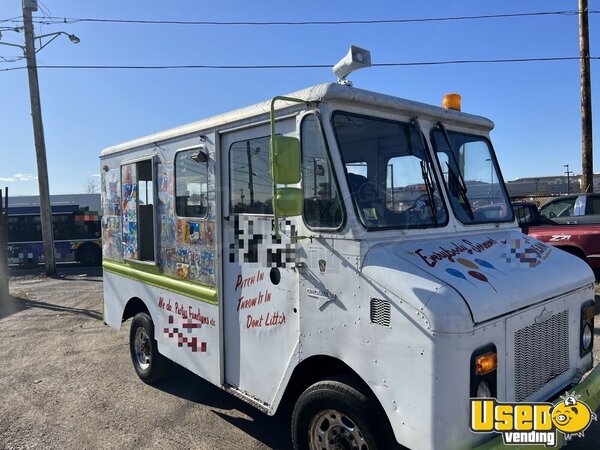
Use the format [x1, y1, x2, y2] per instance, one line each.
[101, 168, 123, 261]
[156, 152, 216, 287]
[103, 144, 217, 286]
[189, 222, 201, 244]
[411, 235, 553, 292]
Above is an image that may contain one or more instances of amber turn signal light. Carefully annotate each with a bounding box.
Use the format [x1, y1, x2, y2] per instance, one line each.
[582, 303, 595, 321]
[475, 351, 497, 375]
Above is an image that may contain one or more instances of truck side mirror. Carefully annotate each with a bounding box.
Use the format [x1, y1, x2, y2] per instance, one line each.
[270, 135, 302, 218]
[271, 135, 301, 185]
[274, 187, 303, 217]
[269, 96, 308, 236]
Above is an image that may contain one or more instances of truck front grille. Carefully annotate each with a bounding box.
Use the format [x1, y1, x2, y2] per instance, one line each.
[514, 310, 570, 402]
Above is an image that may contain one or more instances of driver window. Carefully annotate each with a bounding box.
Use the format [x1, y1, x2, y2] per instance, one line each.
[301, 115, 344, 229]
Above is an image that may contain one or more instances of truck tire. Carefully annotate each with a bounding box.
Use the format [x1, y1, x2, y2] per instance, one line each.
[292, 378, 393, 450]
[129, 312, 171, 384]
[78, 243, 101, 266]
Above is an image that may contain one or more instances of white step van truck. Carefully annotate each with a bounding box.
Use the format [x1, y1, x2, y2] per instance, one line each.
[101, 47, 600, 449]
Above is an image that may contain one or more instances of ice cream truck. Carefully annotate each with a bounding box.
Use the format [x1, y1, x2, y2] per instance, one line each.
[101, 47, 600, 449]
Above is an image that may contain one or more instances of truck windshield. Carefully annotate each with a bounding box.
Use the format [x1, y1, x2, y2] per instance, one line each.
[332, 112, 448, 230]
[430, 127, 513, 224]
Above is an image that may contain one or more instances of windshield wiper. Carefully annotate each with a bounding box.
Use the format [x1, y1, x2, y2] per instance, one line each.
[420, 160, 438, 224]
[436, 122, 474, 220]
[411, 117, 438, 224]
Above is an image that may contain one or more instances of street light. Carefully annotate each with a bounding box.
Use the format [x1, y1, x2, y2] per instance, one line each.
[36, 31, 80, 52]
[0, 30, 80, 52]
[564, 164, 572, 195]
[0, 4, 80, 276]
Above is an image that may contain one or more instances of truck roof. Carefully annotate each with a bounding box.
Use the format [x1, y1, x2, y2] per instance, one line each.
[100, 82, 495, 157]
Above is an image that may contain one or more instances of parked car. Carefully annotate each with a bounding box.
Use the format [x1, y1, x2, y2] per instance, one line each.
[513, 201, 600, 269]
[539, 193, 600, 225]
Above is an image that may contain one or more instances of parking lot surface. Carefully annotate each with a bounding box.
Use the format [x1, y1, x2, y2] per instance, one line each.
[1, 266, 599, 449]
[1, 268, 290, 450]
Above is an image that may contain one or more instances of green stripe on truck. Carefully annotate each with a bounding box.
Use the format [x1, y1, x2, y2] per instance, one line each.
[103, 259, 218, 305]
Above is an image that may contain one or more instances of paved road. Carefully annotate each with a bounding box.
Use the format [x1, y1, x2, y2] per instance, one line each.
[1, 268, 599, 449]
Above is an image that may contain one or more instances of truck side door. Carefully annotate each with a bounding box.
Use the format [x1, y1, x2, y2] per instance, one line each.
[220, 123, 300, 405]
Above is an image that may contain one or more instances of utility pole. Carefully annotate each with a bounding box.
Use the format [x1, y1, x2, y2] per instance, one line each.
[0, 187, 8, 303]
[22, 0, 55, 275]
[579, 0, 594, 192]
[246, 141, 255, 205]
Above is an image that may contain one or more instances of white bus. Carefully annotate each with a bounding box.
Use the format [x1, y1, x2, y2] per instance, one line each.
[101, 48, 599, 449]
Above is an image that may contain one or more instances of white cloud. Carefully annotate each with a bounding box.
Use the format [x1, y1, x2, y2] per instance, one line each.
[91, 173, 101, 178]
[0, 173, 38, 182]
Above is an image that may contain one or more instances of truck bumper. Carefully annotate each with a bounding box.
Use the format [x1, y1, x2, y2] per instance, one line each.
[474, 364, 600, 449]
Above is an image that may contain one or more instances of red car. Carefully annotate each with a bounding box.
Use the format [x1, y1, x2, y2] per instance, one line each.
[513, 202, 600, 269]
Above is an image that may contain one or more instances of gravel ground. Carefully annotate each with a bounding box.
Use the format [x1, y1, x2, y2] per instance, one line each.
[1, 266, 599, 449]
[0, 268, 290, 450]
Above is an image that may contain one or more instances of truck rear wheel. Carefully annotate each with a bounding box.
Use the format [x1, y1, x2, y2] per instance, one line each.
[129, 312, 170, 384]
[292, 378, 392, 450]
[78, 243, 101, 266]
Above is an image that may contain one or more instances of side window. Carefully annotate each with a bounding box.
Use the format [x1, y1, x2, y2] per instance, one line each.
[301, 114, 344, 229]
[513, 205, 534, 226]
[540, 198, 576, 219]
[175, 148, 209, 218]
[585, 196, 600, 215]
[230, 136, 273, 214]
[8, 215, 43, 242]
[7, 216, 19, 242]
[52, 214, 71, 240]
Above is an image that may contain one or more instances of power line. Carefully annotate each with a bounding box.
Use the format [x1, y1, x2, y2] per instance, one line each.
[0, 56, 25, 63]
[1, 56, 598, 72]
[0, 16, 22, 24]
[1, 10, 597, 27]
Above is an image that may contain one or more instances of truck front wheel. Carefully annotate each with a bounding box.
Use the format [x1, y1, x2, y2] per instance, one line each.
[129, 312, 171, 384]
[292, 378, 392, 450]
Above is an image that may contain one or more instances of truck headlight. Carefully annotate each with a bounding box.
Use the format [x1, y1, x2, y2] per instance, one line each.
[582, 323, 592, 352]
[470, 345, 497, 398]
[580, 301, 595, 357]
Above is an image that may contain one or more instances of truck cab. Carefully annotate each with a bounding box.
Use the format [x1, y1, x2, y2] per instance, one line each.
[540, 193, 600, 225]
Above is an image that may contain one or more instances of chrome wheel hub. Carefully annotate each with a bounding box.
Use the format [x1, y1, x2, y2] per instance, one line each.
[308, 409, 369, 450]
[134, 327, 151, 370]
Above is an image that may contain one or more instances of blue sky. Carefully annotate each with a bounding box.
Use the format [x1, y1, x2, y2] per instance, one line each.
[0, 0, 598, 195]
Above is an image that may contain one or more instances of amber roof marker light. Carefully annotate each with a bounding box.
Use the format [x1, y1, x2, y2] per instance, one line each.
[442, 93, 462, 111]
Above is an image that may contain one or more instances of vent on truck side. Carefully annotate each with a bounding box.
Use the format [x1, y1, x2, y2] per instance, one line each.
[370, 299, 391, 327]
